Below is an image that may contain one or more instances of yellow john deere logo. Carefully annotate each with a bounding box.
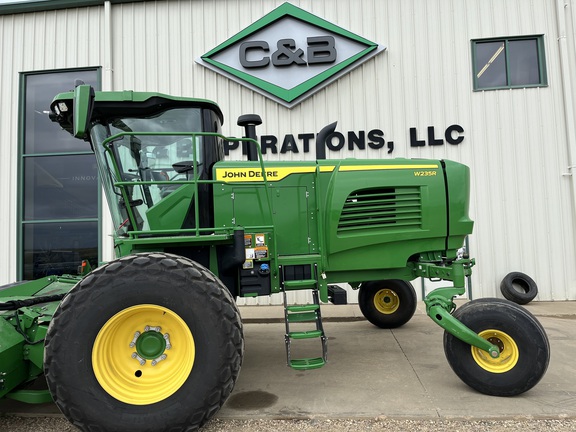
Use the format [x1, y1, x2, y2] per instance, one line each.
[196, 2, 385, 108]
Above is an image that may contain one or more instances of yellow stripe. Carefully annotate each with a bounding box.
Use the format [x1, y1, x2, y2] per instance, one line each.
[215, 164, 437, 182]
[338, 164, 438, 172]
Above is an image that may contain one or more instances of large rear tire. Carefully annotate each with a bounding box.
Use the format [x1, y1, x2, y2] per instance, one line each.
[358, 280, 417, 328]
[443, 298, 549, 396]
[44, 252, 243, 432]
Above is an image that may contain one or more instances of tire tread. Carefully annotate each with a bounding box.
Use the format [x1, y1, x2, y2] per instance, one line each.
[44, 252, 243, 432]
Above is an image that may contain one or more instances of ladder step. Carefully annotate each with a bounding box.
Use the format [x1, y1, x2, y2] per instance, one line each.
[286, 304, 319, 313]
[289, 330, 323, 339]
[284, 279, 317, 290]
[287, 312, 318, 323]
[289, 357, 326, 370]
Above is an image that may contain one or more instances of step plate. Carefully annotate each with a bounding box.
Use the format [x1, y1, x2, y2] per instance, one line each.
[288, 330, 323, 339]
[289, 357, 326, 370]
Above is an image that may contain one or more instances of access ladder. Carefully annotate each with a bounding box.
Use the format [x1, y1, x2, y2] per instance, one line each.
[282, 265, 327, 370]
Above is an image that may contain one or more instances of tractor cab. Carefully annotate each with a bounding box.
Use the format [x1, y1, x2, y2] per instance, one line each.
[50, 86, 225, 237]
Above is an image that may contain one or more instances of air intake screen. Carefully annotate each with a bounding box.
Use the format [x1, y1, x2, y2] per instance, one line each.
[337, 187, 422, 234]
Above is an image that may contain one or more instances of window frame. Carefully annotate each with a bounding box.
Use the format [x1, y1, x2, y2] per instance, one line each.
[17, 67, 102, 280]
[471, 35, 548, 91]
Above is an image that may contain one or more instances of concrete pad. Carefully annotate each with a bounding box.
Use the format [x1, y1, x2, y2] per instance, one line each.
[219, 314, 576, 420]
[1, 302, 575, 421]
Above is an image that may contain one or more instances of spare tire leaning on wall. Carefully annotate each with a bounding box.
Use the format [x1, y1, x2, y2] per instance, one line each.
[500, 272, 538, 305]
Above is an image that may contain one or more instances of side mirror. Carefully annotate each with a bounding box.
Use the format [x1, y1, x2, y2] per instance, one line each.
[172, 161, 196, 174]
[73, 84, 95, 139]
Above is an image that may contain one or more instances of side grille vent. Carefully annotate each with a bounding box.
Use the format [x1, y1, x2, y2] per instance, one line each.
[337, 187, 422, 234]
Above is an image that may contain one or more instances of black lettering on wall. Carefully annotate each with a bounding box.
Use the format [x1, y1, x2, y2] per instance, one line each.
[307, 36, 337, 64]
[261, 135, 278, 154]
[410, 128, 426, 147]
[298, 133, 314, 153]
[326, 132, 345, 151]
[428, 126, 444, 146]
[239, 41, 270, 68]
[410, 126, 464, 147]
[280, 134, 299, 153]
[445, 124, 464, 145]
[224, 140, 239, 156]
[272, 39, 306, 67]
[348, 131, 365, 150]
[367, 129, 385, 149]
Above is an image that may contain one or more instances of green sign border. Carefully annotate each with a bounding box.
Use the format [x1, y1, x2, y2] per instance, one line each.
[200, 2, 381, 105]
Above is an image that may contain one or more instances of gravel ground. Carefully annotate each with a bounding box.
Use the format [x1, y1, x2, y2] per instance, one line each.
[1, 417, 576, 431]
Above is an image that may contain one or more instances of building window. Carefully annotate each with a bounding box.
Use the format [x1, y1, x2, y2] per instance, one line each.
[20, 69, 101, 280]
[472, 36, 547, 90]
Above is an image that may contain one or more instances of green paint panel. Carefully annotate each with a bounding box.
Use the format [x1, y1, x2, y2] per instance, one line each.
[145, 184, 195, 231]
[212, 158, 469, 285]
[0, 317, 27, 398]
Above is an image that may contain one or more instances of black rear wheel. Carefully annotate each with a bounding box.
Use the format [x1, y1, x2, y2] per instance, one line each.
[358, 280, 417, 328]
[443, 298, 549, 396]
[44, 252, 243, 432]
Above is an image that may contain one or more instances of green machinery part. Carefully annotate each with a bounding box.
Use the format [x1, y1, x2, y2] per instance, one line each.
[0, 275, 82, 402]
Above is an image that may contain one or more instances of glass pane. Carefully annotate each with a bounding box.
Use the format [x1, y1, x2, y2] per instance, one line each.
[22, 221, 98, 280]
[508, 39, 540, 86]
[23, 154, 98, 220]
[24, 70, 99, 154]
[475, 41, 507, 89]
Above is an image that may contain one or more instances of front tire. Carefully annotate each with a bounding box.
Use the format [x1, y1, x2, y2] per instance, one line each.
[358, 280, 417, 328]
[44, 252, 244, 432]
[443, 298, 549, 396]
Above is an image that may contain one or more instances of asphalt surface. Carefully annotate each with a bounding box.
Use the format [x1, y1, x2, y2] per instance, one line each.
[1, 301, 575, 430]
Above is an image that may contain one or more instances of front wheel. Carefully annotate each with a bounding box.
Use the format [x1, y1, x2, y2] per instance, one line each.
[443, 298, 549, 396]
[358, 280, 417, 328]
[44, 252, 244, 432]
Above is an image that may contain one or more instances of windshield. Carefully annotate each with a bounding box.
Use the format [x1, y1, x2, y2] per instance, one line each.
[90, 108, 204, 235]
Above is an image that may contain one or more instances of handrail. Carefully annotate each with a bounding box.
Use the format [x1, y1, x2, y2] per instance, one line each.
[99, 131, 275, 240]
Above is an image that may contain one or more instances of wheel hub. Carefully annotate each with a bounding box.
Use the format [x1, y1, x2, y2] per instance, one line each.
[135, 327, 167, 360]
[92, 304, 195, 405]
[471, 329, 519, 373]
[374, 288, 400, 314]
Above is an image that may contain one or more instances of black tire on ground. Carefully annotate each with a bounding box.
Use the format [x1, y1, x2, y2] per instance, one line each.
[500, 272, 538, 305]
[358, 280, 417, 328]
[443, 298, 549, 396]
[44, 252, 244, 432]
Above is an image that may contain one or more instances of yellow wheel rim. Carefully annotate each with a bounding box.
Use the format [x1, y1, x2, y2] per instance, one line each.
[471, 329, 519, 373]
[92, 304, 195, 405]
[373, 289, 400, 314]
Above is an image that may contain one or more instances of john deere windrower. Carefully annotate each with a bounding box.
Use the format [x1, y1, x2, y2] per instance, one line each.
[0, 85, 549, 431]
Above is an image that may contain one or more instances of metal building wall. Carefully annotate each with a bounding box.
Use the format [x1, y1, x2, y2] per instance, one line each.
[1, 0, 575, 304]
[0, 6, 104, 286]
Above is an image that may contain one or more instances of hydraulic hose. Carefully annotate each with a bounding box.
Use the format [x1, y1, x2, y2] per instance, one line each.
[0, 294, 66, 311]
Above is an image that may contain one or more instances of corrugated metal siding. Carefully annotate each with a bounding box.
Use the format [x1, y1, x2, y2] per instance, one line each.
[0, 6, 103, 285]
[1, 0, 575, 304]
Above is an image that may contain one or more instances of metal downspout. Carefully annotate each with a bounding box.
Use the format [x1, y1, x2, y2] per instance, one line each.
[556, 0, 576, 299]
[101, 0, 115, 262]
[103, 1, 113, 91]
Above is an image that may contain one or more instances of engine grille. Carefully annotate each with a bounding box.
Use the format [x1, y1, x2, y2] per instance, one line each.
[337, 187, 422, 235]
